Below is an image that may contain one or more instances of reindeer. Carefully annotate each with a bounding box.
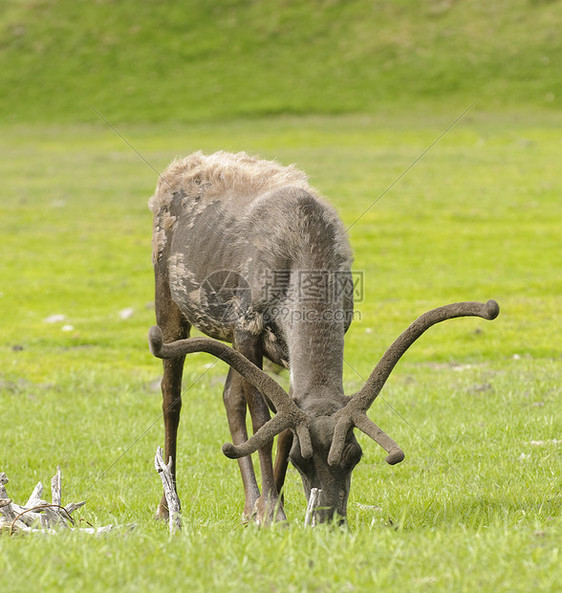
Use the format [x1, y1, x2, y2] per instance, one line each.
[148, 151, 499, 525]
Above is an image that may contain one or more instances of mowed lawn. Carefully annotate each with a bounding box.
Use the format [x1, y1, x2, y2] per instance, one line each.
[0, 113, 560, 592]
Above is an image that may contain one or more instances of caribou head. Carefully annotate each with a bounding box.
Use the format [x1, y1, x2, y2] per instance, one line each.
[149, 299, 499, 523]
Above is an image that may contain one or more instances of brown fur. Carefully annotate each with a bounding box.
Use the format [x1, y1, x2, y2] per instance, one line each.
[150, 151, 355, 524]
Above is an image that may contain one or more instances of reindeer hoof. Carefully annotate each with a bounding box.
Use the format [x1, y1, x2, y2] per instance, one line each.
[154, 507, 169, 522]
[253, 495, 287, 526]
[154, 496, 170, 521]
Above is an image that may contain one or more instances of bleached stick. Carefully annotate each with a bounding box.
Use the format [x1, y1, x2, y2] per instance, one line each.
[0, 473, 16, 525]
[0, 497, 17, 524]
[21, 482, 57, 526]
[25, 481, 44, 509]
[9, 502, 45, 527]
[154, 447, 182, 534]
[51, 466, 62, 507]
[64, 501, 87, 515]
[304, 488, 321, 527]
[0, 473, 9, 500]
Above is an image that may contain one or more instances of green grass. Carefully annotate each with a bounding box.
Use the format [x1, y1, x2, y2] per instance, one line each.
[1, 114, 560, 591]
[1, 1, 561, 589]
[1, 0, 561, 123]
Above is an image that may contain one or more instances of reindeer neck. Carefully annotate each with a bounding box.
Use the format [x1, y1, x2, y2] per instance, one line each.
[284, 309, 347, 411]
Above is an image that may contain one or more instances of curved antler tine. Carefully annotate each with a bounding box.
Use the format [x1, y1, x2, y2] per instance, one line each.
[149, 325, 311, 458]
[327, 417, 353, 466]
[222, 414, 294, 459]
[350, 299, 500, 412]
[223, 417, 312, 460]
[149, 326, 303, 417]
[351, 412, 405, 465]
[148, 325, 165, 357]
[295, 422, 313, 459]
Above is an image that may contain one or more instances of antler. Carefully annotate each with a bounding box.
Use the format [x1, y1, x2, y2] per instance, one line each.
[149, 300, 499, 468]
[328, 300, 500, 466]
[148, 326, 313, 459]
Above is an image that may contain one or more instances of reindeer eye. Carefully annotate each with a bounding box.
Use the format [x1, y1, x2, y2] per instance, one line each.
[289, 446, 312, 472]
[342, 443, 362, 469]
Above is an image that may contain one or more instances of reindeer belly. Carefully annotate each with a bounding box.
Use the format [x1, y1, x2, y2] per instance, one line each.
[166, 251, 237, 342]
[167, 247, 292, 369]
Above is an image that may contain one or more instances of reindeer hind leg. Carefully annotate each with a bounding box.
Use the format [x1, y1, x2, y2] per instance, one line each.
[223, 368, 261, 521]
[154, 274, 190, 520]
[234, 331, 287, 524]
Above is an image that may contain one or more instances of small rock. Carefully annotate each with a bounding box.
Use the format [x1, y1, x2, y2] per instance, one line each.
[356, 503, 383, 511]
[119, 307, 135, 320]
[147, 379, 162, 393]
[470, 382, 493, 393]
[45, 314, 66, 324]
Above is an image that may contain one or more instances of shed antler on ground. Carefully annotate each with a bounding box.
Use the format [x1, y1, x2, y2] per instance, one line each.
[0, 469, 131, 535]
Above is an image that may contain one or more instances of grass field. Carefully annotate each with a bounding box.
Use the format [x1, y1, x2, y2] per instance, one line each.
[1, 113, 560, 591]
[1, 0, 561, 591]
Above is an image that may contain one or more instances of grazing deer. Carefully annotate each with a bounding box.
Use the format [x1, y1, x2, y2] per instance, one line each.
[148, 151, 499, 524]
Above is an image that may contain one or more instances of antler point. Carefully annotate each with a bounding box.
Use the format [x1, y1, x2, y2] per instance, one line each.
[486, 299, 500, 320]
[148, 325, 164, 357]
[221, 442, 239, 459]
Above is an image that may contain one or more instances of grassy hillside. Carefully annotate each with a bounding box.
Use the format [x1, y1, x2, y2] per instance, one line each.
[1, 0, 561, 123]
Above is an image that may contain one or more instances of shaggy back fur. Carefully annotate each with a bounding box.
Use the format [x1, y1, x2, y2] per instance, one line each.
[149, 151, 327, 265]
[150, 150, 316, 212]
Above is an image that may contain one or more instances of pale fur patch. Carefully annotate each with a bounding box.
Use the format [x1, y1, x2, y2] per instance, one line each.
[149, 151, 318, 215]
[168, 252, 195, 300]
